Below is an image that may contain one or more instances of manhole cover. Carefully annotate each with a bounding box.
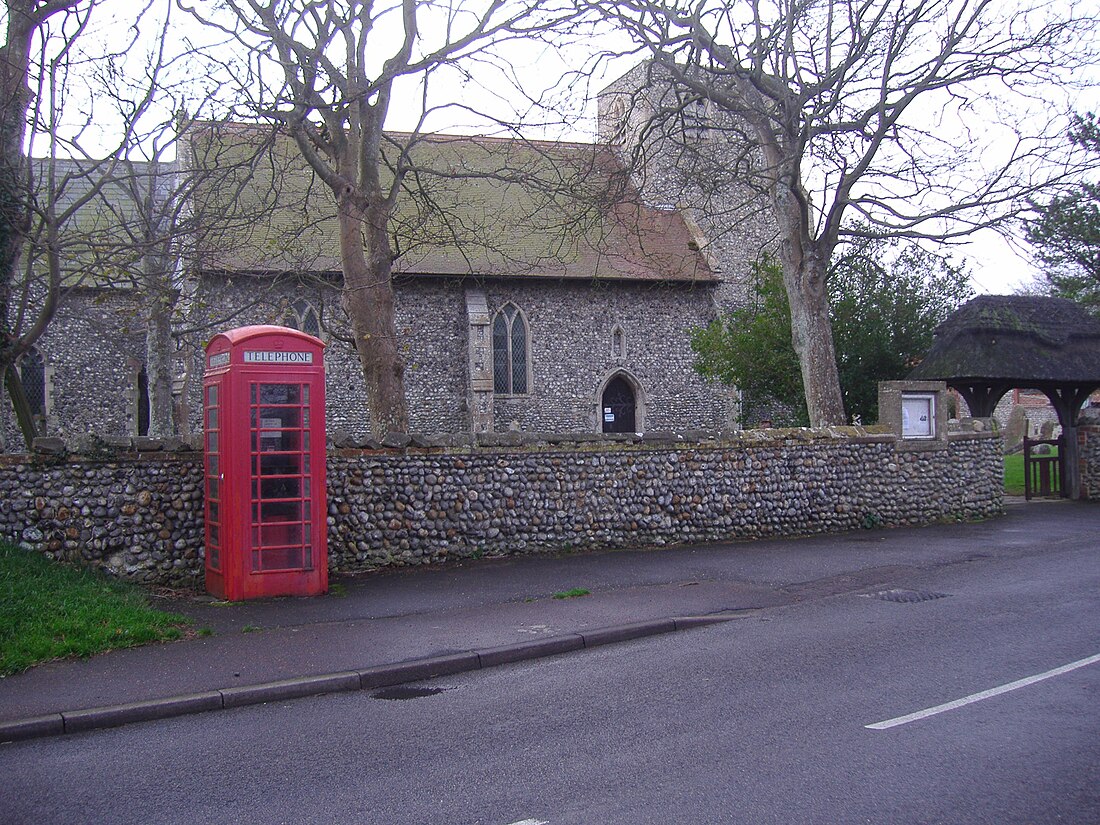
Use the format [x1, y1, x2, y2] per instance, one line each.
[371, 685, 446, 700]
[864, 589, 950, 603]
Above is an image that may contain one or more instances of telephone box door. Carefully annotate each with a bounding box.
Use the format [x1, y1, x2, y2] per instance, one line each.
[203, 325, 327, 600]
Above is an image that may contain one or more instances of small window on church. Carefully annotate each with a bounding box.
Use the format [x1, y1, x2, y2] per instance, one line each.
[492, 303, 529, 395]
[18, 347, 47, 435]
[611, 325, 626, 359]
[285, 299, 321, 338]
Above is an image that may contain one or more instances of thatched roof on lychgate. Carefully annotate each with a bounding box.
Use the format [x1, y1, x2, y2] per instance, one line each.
[909, 295, 1100, 385]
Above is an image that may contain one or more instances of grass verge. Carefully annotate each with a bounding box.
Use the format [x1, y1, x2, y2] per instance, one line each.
[0, 541, 189, 676]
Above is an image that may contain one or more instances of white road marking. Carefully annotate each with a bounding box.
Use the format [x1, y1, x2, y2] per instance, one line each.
[506, 820, 548, 825]
[866, 652, 1100, 730]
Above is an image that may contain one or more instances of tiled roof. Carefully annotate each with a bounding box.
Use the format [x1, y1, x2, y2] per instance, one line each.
[187, 124, 715, 283]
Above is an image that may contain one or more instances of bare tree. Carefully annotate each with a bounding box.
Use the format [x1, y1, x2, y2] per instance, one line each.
[590, 0, 1098, 426]
[1, 1, 86, 448]
[1, 1, 292, 447]
[177, 0, 590, 436]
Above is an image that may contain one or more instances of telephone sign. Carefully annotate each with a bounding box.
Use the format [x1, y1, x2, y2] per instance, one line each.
[203, 325, 328, 600]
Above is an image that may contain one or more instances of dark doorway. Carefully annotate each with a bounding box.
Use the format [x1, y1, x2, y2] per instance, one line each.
[601, 375, 636, 433]
[137, 366, 150, 437]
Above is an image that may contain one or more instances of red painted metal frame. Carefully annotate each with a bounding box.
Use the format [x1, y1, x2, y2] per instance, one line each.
[203, 326, 328, 600]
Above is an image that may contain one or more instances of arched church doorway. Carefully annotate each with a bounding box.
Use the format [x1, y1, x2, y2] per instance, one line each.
[601, 375, 636, 433]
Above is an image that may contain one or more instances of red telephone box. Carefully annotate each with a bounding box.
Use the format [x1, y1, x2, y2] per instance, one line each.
[203, 325, 328, 600]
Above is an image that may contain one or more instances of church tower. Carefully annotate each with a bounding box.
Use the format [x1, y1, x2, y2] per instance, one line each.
[596, 61, 778, 314]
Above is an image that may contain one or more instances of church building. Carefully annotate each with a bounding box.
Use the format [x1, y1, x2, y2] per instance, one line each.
[3, 63, 776, 447]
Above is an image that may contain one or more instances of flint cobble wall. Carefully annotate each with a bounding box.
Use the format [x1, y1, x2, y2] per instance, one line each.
[0, 428, 1003, 586]
[1079, 417, 1100, 501]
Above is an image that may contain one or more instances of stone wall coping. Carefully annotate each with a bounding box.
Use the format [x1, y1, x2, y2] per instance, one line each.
[5, 426, 918, 464]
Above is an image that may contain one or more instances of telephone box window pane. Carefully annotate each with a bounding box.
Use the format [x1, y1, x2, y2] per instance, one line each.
[207, 385, 218, 406]
[209, 455, 219, 476]
[303, 477, 311, 497]
[260, 454, 301, 476]
[260, 407, 300, 428]
[303, 408, 310, 426]
[252, 527, 260, 546]
[304, 545, 312, 569]
[250, 385, 256, 404]
[207, 407, 218, 430]
[259, 384, 299, 405]
[302, 385, 309, 403]
[252, 548, 260, 570]
[262, 501, 301, 522]
[262, 547, 304, 570]
[210, 524, 219, 544]
[207, 432, 219, 453]
[303, 454, 311, 473]
[208, 477, 219, 500]
[251, 502, 259, 523]
[303, 432, 310, 451]
[261, 476, 301, 499]
[261, 522, 302, 547]
[209, 501, 219, 523]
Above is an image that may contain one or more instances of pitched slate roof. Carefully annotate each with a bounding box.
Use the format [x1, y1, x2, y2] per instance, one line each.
[28, 158, 167, 289]
[909, 294, 1100, 383]
[186, 123, 715, 283]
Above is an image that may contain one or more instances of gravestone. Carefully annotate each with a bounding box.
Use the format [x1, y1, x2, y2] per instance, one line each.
[1004, 405, 1028, 451]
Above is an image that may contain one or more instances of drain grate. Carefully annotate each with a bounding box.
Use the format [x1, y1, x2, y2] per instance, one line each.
[864, 588, 950, 604]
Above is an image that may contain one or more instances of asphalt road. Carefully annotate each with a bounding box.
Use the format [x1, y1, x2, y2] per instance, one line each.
[3, 516, 1098, 824]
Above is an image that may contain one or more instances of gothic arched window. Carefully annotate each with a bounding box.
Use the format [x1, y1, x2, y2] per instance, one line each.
[18, 347, 47, 435]
[285, 299, 321, 338]
[492, 303, 529, 395]
[611, 325, 627, 360]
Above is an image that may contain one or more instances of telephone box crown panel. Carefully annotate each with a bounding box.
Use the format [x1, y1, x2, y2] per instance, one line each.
[203, 326, 328, 600]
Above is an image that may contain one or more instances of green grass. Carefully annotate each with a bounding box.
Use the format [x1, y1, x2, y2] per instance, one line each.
[1004, 453, 1025, 496]
[0, 542, 189, 676]
[552, 587, 591, 600]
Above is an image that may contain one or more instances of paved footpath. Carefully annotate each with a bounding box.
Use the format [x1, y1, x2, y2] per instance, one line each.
[2, 498, 1095, 742]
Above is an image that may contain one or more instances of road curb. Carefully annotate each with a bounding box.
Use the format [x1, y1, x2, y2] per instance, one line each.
[0, 614, 735, 744]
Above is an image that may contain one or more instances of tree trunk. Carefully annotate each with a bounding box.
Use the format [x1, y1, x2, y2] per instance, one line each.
[782, 255, 847, 427]
[1, 8, 36, 451]
[337, 193, 409, 436]
[144, 288, 177, 438]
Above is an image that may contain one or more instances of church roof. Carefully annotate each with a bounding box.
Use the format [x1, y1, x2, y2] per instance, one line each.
[909, 294, 1100, 384]
[186, 123, 715, 284]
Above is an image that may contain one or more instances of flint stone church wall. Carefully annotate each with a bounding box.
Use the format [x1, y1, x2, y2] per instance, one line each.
[0, 427, 1003, 587]
[184, 274, 735, 436]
